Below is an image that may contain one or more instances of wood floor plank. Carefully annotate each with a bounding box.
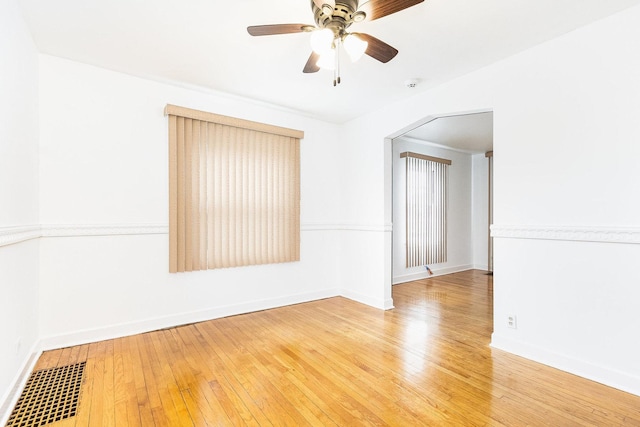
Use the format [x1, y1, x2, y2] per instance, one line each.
[225, 315, 344, 426]
[54, 346, 74, 367]
[276, 322, 452, 423]
[147, 331, 194, 427]
[126, 334, 154, 427]
[165, 328, 245, 425]
[87, 341, 106, 427]
[139, 332, 181, 427]
[198, 320, 302, 425]
[112, 338, 129, 427]
[33, 347, 62, 370]
[175, 325, 262, 426]
[73, 358, 94, 426]
[246, 313, 426, 426]
[19, 269, 640, 426]
[101, 340, 116, 427]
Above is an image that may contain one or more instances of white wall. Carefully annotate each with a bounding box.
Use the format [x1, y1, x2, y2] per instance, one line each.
[340, 4, 640, 395]
[392, 140, 474, 283]
[472, 153, 489, 270]
[0, 0, 40, 416]
[487, 5, 640, 394]
[36, 55, 345, 348]
[335, 123, 397, 309]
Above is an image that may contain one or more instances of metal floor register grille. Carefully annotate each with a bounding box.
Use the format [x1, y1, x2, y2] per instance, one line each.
[6, 362, 85, 427]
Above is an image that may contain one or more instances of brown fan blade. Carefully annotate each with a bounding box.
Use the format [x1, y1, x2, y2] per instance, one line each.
[356, 33, 398, 63]
[303, 52, 321, 73]
[247, 24, 309, 36]
[359, 0, 424, 21]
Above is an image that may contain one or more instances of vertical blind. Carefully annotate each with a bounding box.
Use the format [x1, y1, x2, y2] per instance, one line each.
[402, 152, 450, 268]
[165, 105, 303, 273]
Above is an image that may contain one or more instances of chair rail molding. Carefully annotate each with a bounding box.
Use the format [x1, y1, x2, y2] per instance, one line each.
[302, 222, 392, 232]
[0, 225, 41, 247]
[42, 224, 169, 237]
[1, 222, 391, 247]
[492, 224, 640, 244]
[0, 224, 170, 247]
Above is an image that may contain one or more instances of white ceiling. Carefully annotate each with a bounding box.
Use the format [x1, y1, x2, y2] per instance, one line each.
[401, 112, 494, 153]
[18, 0, 640, 125]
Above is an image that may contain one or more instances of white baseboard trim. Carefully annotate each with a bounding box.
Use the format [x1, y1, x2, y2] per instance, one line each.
[339, 289, 392, 310]
[491, 334, 640, 397]
[0, 344, 42, 426]
[393, 264, 475, 285]
[39, 289, 340, 351]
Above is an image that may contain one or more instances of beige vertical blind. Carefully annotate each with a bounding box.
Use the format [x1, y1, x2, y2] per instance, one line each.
[401, 152, 450, 268]
[165, 105, 303, 273]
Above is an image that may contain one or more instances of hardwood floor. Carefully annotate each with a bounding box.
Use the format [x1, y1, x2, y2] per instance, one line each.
[22, 270, 640, 426]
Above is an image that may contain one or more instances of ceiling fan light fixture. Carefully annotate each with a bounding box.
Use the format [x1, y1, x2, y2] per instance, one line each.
[310, 28, 335, 54]
[344, 33, 368, 62]
[316, 48, 336, 70]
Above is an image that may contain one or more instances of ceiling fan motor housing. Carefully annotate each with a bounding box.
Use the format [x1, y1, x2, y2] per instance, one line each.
[312, 0, 363, 35]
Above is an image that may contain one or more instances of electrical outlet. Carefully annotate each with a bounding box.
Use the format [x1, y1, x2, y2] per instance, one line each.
[507, 315, 517, 329]
[16, 338, 22, 355]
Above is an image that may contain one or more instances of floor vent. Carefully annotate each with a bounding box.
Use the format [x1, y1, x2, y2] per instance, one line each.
[6, 362, 85, 427]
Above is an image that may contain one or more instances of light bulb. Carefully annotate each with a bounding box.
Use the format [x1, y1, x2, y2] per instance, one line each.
[316, 49, 336, 70]
[310, 28, 334, 55]
[343, 34, 368, 62]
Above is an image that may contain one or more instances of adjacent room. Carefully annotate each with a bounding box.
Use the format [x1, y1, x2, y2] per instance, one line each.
[2, 0, 640, 425]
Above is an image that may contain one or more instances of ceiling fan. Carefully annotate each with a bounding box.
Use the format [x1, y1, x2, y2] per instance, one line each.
[247, 0, 425, 86]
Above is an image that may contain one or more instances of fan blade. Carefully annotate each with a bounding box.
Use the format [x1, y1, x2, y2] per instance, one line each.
[303, 52, 321, 73]
[247, 24, 309, 36]
[356, 33, 398, 63]
[359, 0, 424, 21]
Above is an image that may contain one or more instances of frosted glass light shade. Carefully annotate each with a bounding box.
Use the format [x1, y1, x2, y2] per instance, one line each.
[310, 28, 334, 55]
[316, 48, 336, 70]
[344, 34, 368, 62]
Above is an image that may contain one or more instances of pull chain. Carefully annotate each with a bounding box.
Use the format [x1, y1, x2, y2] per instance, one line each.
[333, 40, 341, 86]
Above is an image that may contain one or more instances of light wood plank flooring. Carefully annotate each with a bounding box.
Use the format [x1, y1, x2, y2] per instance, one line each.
[24, 270, 640, 425]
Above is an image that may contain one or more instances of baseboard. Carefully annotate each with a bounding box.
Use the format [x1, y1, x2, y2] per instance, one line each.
[393, 264, 474, 285]
[340, 289, 392, 310]
[491, 334, 640, 397]
[40, 289, 340, 351]
[0, 344, 41, 426]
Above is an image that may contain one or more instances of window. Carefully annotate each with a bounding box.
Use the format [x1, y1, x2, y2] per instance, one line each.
[401, 152, 450, 268]
[165, 105, 303, 273]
